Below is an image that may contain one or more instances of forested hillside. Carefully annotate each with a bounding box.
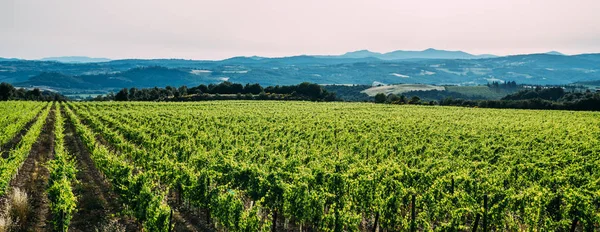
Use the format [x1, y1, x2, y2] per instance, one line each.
[1, 54, 600, 93]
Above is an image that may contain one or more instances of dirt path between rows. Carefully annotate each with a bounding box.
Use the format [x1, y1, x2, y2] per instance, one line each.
[170, 202, 212, 232]
[63, 108, 140, 232]
[7, 105, 55, 231]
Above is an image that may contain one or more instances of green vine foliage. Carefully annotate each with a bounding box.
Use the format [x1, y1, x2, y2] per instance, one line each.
[59, 101, 600, 231]
[47, 105, 78, 231]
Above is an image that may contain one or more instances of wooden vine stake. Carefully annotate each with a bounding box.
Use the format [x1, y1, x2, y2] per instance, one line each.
[450, 177, 455, 195]
[272, 210, 278, 232]
[472, 214, 480, 232]
[168, 209, 173, 232]
[410, 194, 416, 232]
[570, 218, 578, 232]
[62, 210, 66, 232]
[483, 194, 488, 232]
[372, 212, 380, 232]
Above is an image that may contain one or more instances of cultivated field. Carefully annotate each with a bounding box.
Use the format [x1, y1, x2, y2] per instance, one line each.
[444, 86, 520, 99]
[0, 101, 598, 231]
[361, 84, 445, 96]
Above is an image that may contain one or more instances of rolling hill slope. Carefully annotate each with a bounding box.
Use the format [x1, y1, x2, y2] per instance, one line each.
[1, 53, 599, 92]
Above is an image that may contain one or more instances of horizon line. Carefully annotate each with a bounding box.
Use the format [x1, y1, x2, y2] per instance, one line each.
[3, 49, 599, 61]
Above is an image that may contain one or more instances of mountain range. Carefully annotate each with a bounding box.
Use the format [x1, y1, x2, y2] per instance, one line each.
[0, 57, 22, 62]
[2, 48, 565, 64]
[1, 49, 599, 94]
[329, 48, 498, 60]
[39, 56, 112, 63]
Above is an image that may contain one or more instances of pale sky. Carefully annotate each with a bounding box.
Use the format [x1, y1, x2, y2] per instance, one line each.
[1, 0, 599, 60]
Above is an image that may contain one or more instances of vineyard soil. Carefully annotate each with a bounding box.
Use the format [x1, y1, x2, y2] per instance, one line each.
[9, 106, 54, 230]
[70, 106, 205, 232]
[63, 109, 140, 232]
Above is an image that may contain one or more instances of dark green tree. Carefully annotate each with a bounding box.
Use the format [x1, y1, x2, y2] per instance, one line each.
[0, 82, 14, 100]
[115, 88, 129, 101]
[409, 96, 421, 104]
[178, 86, 188, 96]
[375, 93, 387, 103]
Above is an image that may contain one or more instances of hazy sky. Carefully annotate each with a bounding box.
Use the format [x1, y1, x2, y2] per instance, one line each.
[1, 0, 599, 60]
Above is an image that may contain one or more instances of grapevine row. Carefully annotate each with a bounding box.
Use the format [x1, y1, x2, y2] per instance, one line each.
[69, 102, 267, 231]
[47, 104, 78, 231]
[0, 103, 51, 196]
[71, 101, 600, 231]
[0, 102, 45, 147]
[63, 104, 172, 231]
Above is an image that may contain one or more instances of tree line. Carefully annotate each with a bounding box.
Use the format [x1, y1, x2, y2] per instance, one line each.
[0, 82, 67, 101]
[487, 81, 518, 89]
[440, 87, 600, 111]
[103, 81, 337, 102]
[374, 93, 431, 105]
[372, 87, 600, 111]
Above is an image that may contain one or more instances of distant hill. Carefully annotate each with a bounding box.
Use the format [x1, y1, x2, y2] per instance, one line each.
[573, 80, 600, 87]
[361, 84, 445, 96]
[17, 66, 220, 90]
[3, 53, 600, 93]
[21, 72, 88, 89]
[0, 57, 21, 61]
[545, 51, 565, 56]
[40, 56, 111, 63]
[86, 66, 215, 87]
[331, 48, 496, 60]
[220, 55, 381, 65]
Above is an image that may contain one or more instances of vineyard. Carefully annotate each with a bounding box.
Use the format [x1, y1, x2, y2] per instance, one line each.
[0, 101, 598, 231]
